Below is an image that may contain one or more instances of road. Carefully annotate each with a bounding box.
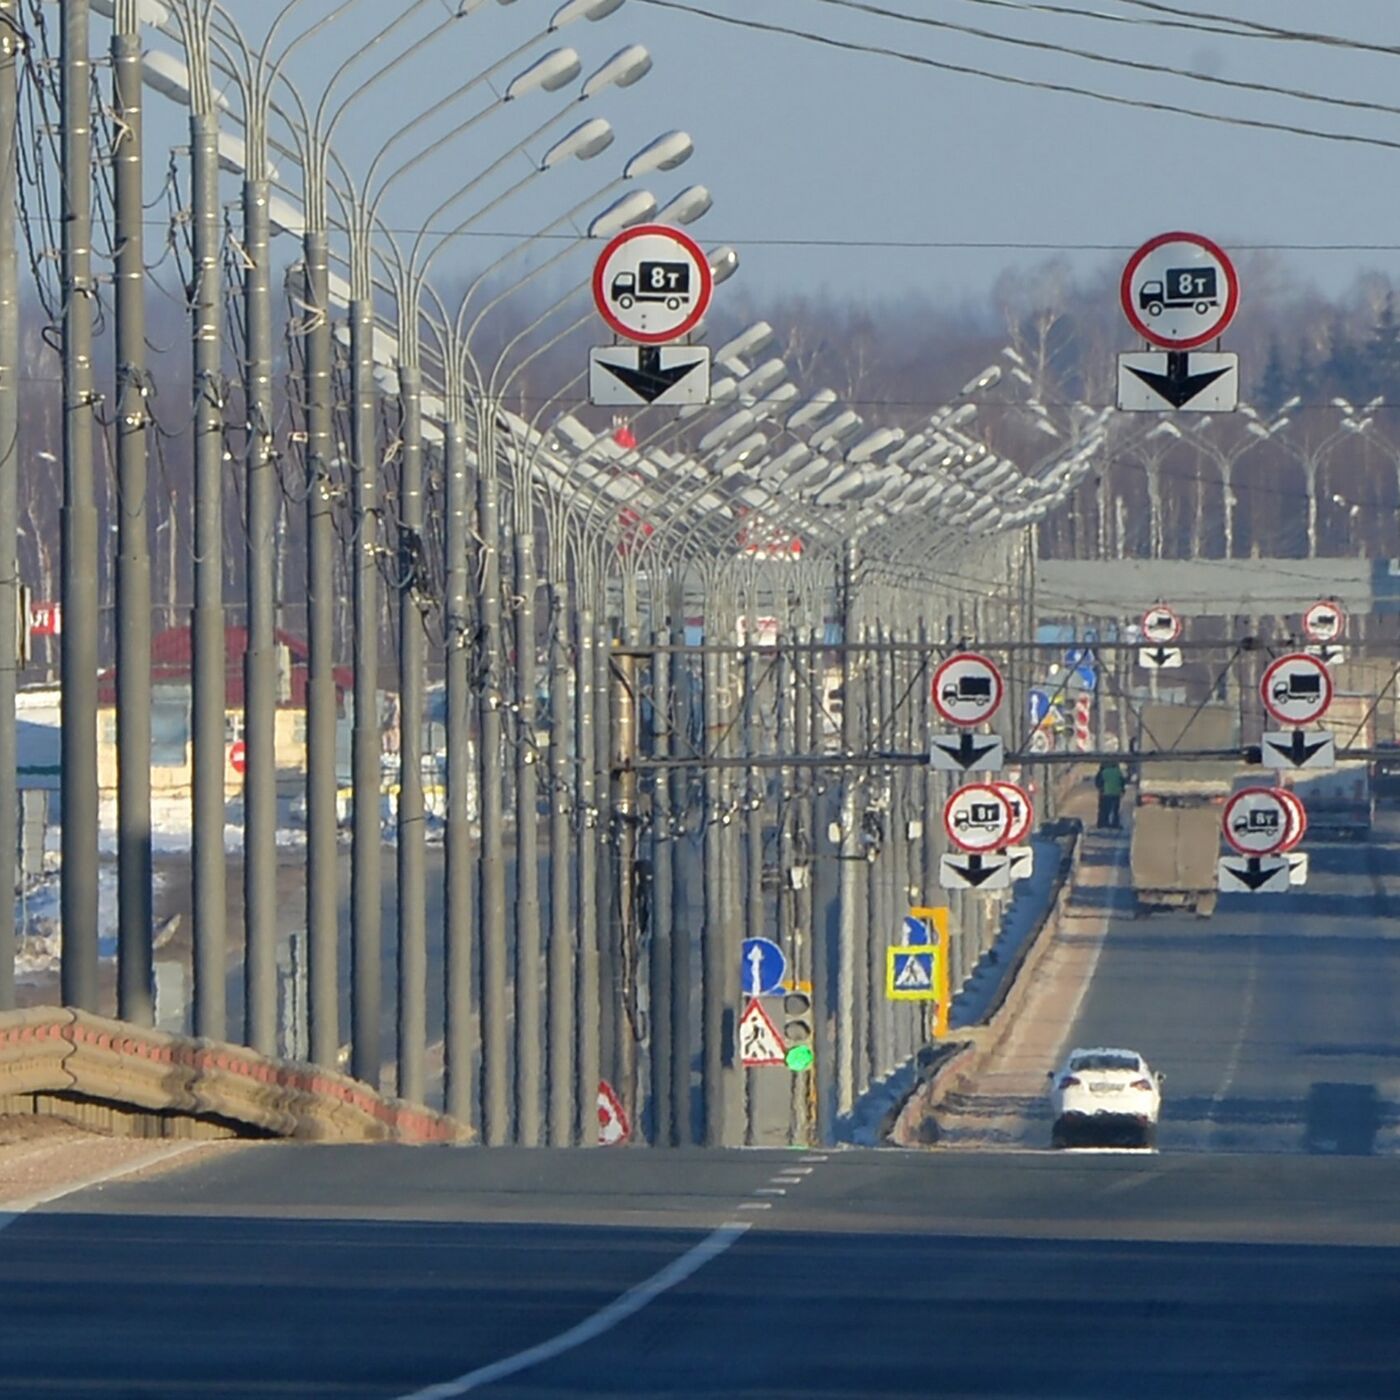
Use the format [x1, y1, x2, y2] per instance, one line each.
[1, 1143, 1398, 1396]
[939, 809, 1400, 1154]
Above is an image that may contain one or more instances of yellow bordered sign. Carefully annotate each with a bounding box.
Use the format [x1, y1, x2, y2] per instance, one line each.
[888, 907, 952, 1034]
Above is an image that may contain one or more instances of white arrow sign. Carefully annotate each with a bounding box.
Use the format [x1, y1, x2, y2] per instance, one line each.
[1261, 730, 1335, 771]
[1005, 845, 1034, 882]
[1287, 852, 1310, 887]
[1118, 351, 1239, 413]
[1217, 855, 1291, 893]
[589, 345, 711, 406]
[939, 852, 1012, 891]
[1138, 645, 1183, 670]
[928, 733, 1004, 773]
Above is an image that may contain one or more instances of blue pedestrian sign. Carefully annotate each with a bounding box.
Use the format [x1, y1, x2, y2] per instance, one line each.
[902, 914, 932, 945]
[1028, 688, 1050, 726]
[741, 937, 787, 997]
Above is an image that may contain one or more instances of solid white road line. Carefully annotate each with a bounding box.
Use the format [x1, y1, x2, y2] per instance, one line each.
[394, 1220, 752, 1399]
[0, 1141, 208, 1233]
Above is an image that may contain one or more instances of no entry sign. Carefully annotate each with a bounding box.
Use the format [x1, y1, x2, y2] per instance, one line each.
[943, 784, 1014, 854]
[592, 224, 713, 345]
[1260, 653, 1333, 726]
[1222, 787, 1292, 857]
[931, 652, 1004, 728]
[1121, 232, 1240, 350]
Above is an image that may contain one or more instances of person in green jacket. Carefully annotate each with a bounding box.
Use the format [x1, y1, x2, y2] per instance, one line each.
[1095, 760, 1125, 830]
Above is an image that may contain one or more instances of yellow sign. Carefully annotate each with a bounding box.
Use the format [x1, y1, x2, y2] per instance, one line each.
[890, 906, 951, 1034]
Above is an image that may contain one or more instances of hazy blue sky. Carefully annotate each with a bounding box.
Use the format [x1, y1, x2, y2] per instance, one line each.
[126, 1, 1400, 319]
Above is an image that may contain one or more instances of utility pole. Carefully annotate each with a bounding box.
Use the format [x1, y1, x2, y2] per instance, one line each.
[648, 633, 673, 1145]
[395, 363, 426, 1105]
[0, 0, 20, 1014]
[241, 147, 276, 1056]
[112, 1, 151, 1025]
[514, 528, 542, 1145]
[545, 577, 574, 1144]
[60, 0, 99, 1013]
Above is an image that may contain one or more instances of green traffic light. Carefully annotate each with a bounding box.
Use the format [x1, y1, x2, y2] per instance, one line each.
[786, 1044, 814, 1072]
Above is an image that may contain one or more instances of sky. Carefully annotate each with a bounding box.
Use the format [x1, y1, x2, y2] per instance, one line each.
[116, 0, 1400, 323]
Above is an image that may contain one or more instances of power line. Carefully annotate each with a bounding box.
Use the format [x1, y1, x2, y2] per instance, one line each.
[796, 0, 1400, 125]
[634, 0, 1400, 155]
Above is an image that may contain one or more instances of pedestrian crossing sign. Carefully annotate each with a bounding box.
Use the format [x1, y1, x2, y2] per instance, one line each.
[739, 998, 787, 1066]
[887, 944, 945, 1003]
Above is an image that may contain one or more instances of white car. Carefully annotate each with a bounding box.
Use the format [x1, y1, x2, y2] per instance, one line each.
[1048, 1046, 1163, 1149]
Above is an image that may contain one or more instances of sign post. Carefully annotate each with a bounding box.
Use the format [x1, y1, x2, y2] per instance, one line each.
[1117, 232, 1240, 413]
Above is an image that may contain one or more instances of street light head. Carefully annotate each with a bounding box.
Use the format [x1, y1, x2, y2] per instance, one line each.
[1280, 395, 1302, 413]
[654, 184, 712, 226]
[587, 188, 657, 237]
[505, 48, 582, 101]
[624, 130, 694, 178]
[788, 389, 838, 431]
[541, 117, 614, 167]
[550, 0, 625, 29]
[961, 364, 1002, 396]
[582, 44, 653, 98]
[709, 246, 740, 284]
[715, 322, 774, 366]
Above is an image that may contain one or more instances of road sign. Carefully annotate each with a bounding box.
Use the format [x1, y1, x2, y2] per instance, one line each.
[887, 946, 939, 1001]
[597, 1079, 630, 1146]
[1217, 855, 1290, 894]
[1287, 851, 1309, 886]
[1028, 729, 1052, 755]
[1118, 351, 1239, 412]
[741, 937, 786, 997]
[1073, 695, 1092, 752]
[1141, 604, 1182, 644]
[1120, 231, 1240, 349]
[1275, 788, 1307, 851]
[1261, 730, 1335, 771]
[229, 740, 247, 775]
[928, 732, 1004, 773]
[931, 652, 1004, 727]
[992, 781, 1033, 846]
[1306, 643, 1345, 668]
[738, 998, 787, 1066]
[592, 223, 713, 344]
[1260, 653, 1333, 726]
[943, 783, 1014, 853]
[1138, 646, 1183, 670]
[1028, 688, 1050, 726]
[1303, 600, 1346, 644]
[589, 344, 711, 406]
[1222, 787, 1292, 856]
[780, 990, 812, 1057]
[1005, 845, 1034, 882]
[902, 907, 949, 946]
[939, 852, 1011, 891]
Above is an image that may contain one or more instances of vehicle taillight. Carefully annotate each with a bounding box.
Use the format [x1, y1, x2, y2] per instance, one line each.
[1058, 1076, 1080, 1089]
[1131, 1078, 1153, 1091]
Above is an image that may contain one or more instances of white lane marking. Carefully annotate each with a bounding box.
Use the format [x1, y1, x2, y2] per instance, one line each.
[800, 1154, 828, 1163]
[784, 1167, 814, 1176]
[394, 1220, 751, 1399]
[755, 1187, 786, 1196]
[737, 1200, 771, 1210]
[1209, 939, 1259, 1148]
[772, 1175, 803, 1184]
[0, 1141, 208, 1232]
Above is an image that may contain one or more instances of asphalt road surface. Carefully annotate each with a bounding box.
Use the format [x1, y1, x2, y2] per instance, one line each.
[3, 1143, 1399, 1397]
[942, 810, 1400, 1154]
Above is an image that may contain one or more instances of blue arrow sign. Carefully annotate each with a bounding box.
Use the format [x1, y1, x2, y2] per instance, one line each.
[1028, 688, 1050, 726]
[741, 937, 787, 997]
[902, 913, 933, 946]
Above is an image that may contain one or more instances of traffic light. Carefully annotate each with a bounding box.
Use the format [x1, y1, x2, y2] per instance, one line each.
[783, 990, 812, 1071]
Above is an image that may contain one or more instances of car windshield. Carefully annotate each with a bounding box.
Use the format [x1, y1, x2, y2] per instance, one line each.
[1070, 1053, 1141, 1072]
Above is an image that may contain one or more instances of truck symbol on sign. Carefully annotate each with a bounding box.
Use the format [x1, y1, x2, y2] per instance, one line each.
[1273, 672, 1322, 703]
[942, 675, 993, 707]
[1139, 266, 1219, 318]
[954, 802, 1004, 833]
[1233, 808, 1281, 837]
[611, 261, 692, 311]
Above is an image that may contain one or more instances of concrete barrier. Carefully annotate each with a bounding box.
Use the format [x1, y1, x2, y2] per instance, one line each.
[0, 1007, 468, 1143]
[886, 818, 1084, 1145]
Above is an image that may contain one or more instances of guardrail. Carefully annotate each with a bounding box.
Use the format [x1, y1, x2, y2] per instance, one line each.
[0, 1007, 468, 1143]
[886, 819, 1083, 1146]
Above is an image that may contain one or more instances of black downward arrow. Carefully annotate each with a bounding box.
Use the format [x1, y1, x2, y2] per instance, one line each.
[1144, 646, 1175, 667]
[601, 346, 704, 404]
[1228, 856, 1280, 892]
[1128, 351, 1230, 409]
[948, 854, 1004, 888]
[1266, 729, 1329, 769]
[933, 732, 1000, 771]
